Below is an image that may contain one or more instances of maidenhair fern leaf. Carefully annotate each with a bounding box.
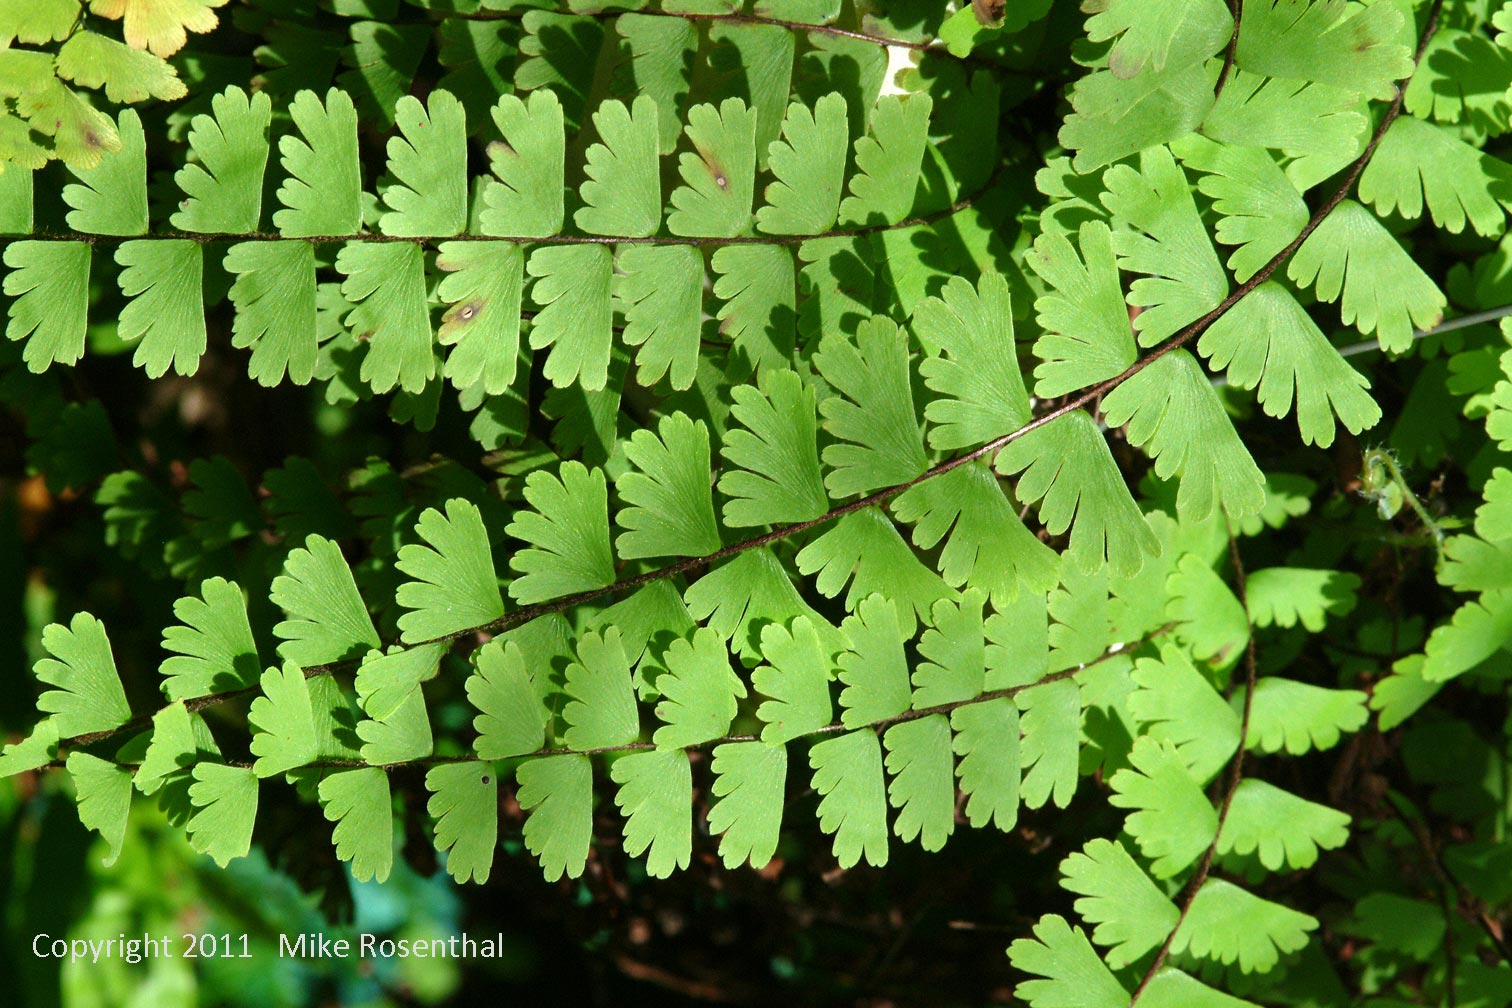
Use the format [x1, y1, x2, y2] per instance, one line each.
[91, 0, 226, 57]
[0, 167, 33, 230]
[1287, 199, 1446, 353]
[1166, 554, 1249, 664]
[359, 689, 438, 779]
[1142, 970, 1259, 1007]
[0, 721, 59, 778]
[757, 93, 847, 235]
[1100, 350, 1267, 521]
[318, 768, 393, 883]
[616, 244, 702, 390]
[810, 729, 889, 869]
[562, 627, 640, 750]
[136, 701, 218, 797]
[668, 98, 756, 237]
[1108, 736, 1217, 877]
[611, 748, 692, 878]
[1059, 62, 1214, 174]
[709, 24, 793, 161]
[1245, 568, 1359, 631]
[1060, 838, 1179, 968]
[1171, 878, 1317, 973]
[115, 239, 205, 377]
[308, 676, 365, 764]
[611, 14, 694, 151]
[710, 244, 797, 374]
[248, 662, 318, 777]
[1018, 679, 1080, 810]
[36, 613, 131, 739]
[893, 462, 1061, 605]
[986, 593, 1051, 691]
[517, 754, 592, 882]
[707, 741, 785, 869]
[506, 462, 615, 604]
[186, 763, 257, 868]
[1359, 115, 1512, 238]
[468, 640, 549, 759]
[1238, 678, 1368, 754]
[1234, 0, 1412, 102]
[795, 507, 953, 635]
[482, 91, 564, 237]
[1408, 27, 1512, 131]
[916, 272, 1031, 450]
[3, 240, 90, 372]
[1025, 221, 1137, 397]
[378, 91, 467, 237]
[952, 699, 1020, 830]
[1007, 915, 1129, 1008]
[354, 643, 444, 723]
[815, 317, 928, 497]
[1199, 281, 1381, 448]
[753, 617, 835, 744]
[911, 592, 987, 709]
[1127, 644, 1239, 782]
[1083, 0, 1232, 78]
[653, 628, 745, 749]
[837, 594, 912, 728]
[68, 752, 132, 866]
[685, 547, 844, 666]
[436, 241, 524, 395]
[997, 410, 1159, 578]
[1200, 71, 1365, 160]
[883, 714, 955, 851]
[586, 582, 697, 698]
[838, 93, 931, 225]
[224, 240, 319, 386]
[1048, 567, 1112, 671]
[1217, 779, 1350, 871]
[425, 762, 497, 884]
[1420, 591, 1512, 683]
[719, 369, 829, 527]
[616, 413, 721, 560]
[172, 86, 271, 234]
[395, 499, 503, 643]
[338, 241, 434, 395]
[1177, 138, 1306, 282]
[18, 80, 120, 169]
[160, 577, 259, 700]
[269, 534, 380, 666]
[527, 244, 614, 391]
[576, 96, 661, 237]
[62, 108, 146, 235]
[1102, 145, 1227, 345]
[273, 88, 360, 238]
[2, 0, 80, 46]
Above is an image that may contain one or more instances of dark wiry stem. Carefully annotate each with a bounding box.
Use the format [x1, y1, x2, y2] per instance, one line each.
[55, 626, 1169, 773]
[1128, 520, 1258, 1003]
[1213, 0, 1243, 98]
[1128, 10, 1444, 996]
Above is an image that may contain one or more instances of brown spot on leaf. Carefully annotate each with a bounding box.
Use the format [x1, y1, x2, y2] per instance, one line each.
[972, 0, 1006, 26]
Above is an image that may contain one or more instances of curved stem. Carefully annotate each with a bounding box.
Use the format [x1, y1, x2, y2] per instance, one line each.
[1129, 15, 1444, 996]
